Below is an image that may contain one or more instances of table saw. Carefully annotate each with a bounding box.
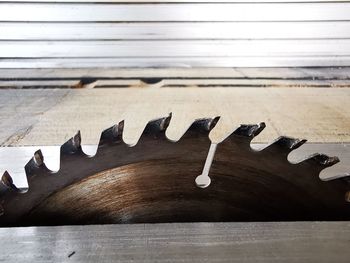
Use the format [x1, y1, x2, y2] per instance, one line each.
[0, 0, 350, 262]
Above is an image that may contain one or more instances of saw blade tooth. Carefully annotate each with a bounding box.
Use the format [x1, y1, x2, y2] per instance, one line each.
[261, 136, 307, 156]
[0, 171, 20, 193]
[233, 122, 266, 139]
[142, 114, 172, 136]
[298, 153, 340, 170]
[60, 131, 84, 156]
[136, 115, 172, 145]
[223, 123, 265, 147]
[24, 150, 51, 178]
[99, 121, 124, 146]
[181, 117, 220, 139]
[33, 149, 44, 166]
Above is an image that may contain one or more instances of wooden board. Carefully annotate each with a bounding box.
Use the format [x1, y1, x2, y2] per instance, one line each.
[2, 57, 350, 68]
[0, 88, 349, 147]
[0, 222, 349, 262]
[2, 78, 350, 89]
[0, 67, 349, 79]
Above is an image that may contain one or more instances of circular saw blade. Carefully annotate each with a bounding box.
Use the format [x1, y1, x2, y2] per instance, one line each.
[1, 116, 349, 226]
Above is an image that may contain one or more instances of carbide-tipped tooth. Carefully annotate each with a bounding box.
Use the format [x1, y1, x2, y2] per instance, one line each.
[262, 136, 307, 156]
[233, 122, 266, 138]
[143, 115, 172, 135]
[99, 121, 124, 145]
[60, 131, 83, 156]
[174, 117, 219, 141]
[299, 153, 340, 170]
[185, 117, 220, 135]
[137, 115, 172, 143]
[24, 150, 49, 177]
[33, 150, 44, 166]
[0, 171, 19, 193]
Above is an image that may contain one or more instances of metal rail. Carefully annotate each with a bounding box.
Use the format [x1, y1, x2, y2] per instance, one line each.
[0, 222, 349, 262]
[0, 1, 350, 67]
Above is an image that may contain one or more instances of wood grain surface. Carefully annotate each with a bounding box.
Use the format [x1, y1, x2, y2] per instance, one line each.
[0, 67, 349, 79]
[0, 88, 349, 146]
[0, 67, 349, 88]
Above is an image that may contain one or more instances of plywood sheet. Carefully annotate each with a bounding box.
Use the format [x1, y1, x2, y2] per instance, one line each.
[0, 88, 349, 146]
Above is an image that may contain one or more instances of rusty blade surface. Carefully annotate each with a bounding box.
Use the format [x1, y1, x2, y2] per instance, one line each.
[209, 124, 350, 221]
[0, 116, 218, 226]
[0, 116, 350, 226]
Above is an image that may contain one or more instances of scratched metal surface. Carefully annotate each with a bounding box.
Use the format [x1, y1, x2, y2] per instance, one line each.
[1, 1, 350, 68]
[0, 222, 349, 262]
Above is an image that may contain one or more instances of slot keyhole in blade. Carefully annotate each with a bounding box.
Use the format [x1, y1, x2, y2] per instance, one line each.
[195, 143, 217, 188]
